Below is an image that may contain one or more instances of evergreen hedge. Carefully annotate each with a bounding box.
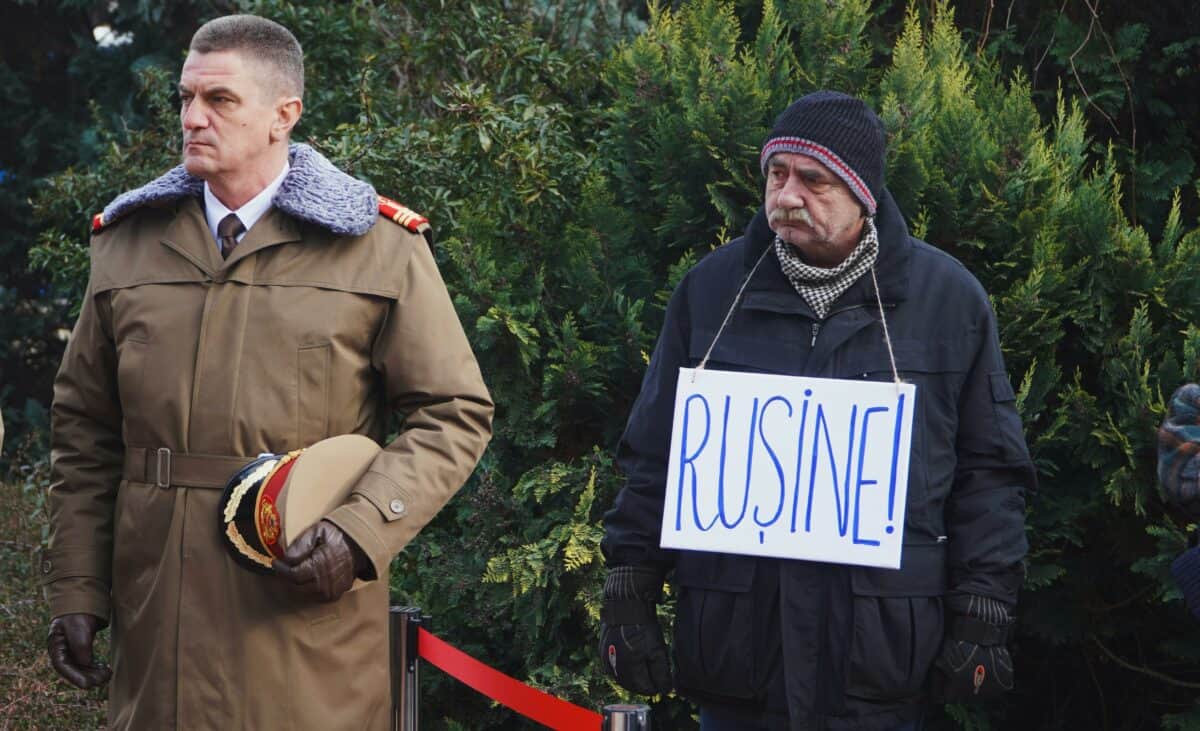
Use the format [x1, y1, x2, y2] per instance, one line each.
[23, 0, 1200, 727]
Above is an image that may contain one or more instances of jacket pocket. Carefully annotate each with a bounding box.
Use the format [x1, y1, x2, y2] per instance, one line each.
[297, 343, 331, 446]
[295, 597, 340, 628]
[687, 329, 805, 376]
[116, 338, 149, 434]
[988, 371, 1028, 462]
[844, 543, 946, 701]
[672, 552, 759, 700]
[111, 480, 178, 618]
[839, 338, 967, 377]
[841, 341, 964, 532]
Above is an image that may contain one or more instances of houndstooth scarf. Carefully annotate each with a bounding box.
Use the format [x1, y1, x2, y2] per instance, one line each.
[773, 216, 879, 320]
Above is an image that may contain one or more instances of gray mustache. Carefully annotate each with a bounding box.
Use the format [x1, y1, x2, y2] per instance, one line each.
[769, 207, 814, 227]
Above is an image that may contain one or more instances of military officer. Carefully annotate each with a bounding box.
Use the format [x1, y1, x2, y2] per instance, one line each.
[42, 14, 493, 729]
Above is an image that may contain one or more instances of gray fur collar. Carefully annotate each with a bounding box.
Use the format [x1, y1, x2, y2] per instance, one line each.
[101, 143, 378, 236]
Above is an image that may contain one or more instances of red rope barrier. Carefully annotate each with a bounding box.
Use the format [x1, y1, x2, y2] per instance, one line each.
[416, 628, 603, 731]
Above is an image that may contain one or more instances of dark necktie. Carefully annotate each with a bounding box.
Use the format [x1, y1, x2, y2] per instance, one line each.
[218, 213, 245, 260]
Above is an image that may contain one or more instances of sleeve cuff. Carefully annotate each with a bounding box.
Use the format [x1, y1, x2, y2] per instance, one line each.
[325, 496, 392, 586]
[44, 576, 111, 622]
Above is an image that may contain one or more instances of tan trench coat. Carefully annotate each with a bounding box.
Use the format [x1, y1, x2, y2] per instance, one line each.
[44, 176, 493, 729]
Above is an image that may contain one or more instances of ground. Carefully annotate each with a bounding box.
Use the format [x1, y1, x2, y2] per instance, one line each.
[0, 482, 106, 730]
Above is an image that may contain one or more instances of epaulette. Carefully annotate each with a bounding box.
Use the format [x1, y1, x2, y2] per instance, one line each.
[377, 195, 430, 235]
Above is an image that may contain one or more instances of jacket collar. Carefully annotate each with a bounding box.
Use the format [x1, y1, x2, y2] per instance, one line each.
[101, 144, 378, 237]
[741, 186, 911, 307]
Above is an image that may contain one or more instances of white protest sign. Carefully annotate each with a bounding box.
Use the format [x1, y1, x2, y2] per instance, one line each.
[660, 367, 916, 569]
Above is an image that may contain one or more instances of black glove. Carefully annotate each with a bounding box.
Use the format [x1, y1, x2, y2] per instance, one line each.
[932, 594, 1015, 702]
[273, 520, 370, 603]
[47, 613, 112, 689]
[598, 565, 672, 696]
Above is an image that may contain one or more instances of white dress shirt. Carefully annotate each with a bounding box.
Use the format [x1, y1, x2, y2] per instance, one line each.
[203, 162, 290, 254]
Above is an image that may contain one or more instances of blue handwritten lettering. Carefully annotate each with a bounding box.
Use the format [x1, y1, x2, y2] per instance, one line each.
[886, 393, 906, 533]
[852, 406, 888, 546]
[719, 396, 755, 528]
[838, 405, 858, 537]
[804, 404, 845, 533]
[676, 394, 713, 532]
[754, 396, 792, 528]
[789, 390, 812, 533]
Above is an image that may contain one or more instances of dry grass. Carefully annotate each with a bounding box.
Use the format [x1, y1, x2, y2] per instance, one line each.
[0, 482, 106, 730]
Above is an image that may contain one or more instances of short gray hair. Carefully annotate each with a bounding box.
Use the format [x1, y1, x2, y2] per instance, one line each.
[189, 14, 304, 99]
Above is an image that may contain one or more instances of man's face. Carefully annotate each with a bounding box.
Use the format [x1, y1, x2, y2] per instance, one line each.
[764, 152, 866, 267]
[178, 50, 287, 185]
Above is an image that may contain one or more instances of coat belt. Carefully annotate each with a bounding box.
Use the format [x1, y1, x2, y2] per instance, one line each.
[124, 447, 249, 489]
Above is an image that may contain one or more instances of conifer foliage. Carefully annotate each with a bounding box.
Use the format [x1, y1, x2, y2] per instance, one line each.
[24, 0, 1200, 727]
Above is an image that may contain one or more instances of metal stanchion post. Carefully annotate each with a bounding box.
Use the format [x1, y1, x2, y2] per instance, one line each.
[602, 703, 651, 730]
[390, 606, 423, 731]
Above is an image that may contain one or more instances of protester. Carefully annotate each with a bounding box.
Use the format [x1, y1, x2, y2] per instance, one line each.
[1157, 383, 1200, 621]
[599, 91, 1035, 729]
[42, 14, 492, 729]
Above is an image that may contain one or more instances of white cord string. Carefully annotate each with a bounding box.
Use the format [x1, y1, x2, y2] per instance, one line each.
[694, 244, 772, 379]
[869, 264, 902, 386]
[696, 246, 901, 388]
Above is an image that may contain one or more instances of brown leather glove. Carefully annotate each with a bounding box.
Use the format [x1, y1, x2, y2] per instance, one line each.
[273, 520, 370, 603]
[47, 613, 112, 689]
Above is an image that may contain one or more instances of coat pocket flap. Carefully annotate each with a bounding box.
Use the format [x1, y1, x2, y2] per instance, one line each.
[244, 277, 402, 300]
[989, 371, 1017, 402]
[850, 542, 947, 597]
[687, 329, 805, 375]
[674, 551, 756, 592]
[840, 339, 965, 376]
[93, 272, 210, 295]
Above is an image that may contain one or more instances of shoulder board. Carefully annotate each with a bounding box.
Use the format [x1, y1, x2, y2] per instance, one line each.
[377, 195, 429, 235]
[92, 212, 106, 233]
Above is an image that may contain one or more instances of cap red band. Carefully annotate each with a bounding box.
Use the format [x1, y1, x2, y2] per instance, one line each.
[256, 456, 298, 559]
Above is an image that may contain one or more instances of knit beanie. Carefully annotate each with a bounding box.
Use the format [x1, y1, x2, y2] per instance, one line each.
[1159, 383, 1200, 519]
[760, 90, 886, 216]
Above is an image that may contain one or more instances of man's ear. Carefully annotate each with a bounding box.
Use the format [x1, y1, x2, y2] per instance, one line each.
[271, 97, 303, 143]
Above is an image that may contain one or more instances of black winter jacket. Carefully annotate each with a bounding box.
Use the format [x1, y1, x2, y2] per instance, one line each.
[601, 188, 1035, 730]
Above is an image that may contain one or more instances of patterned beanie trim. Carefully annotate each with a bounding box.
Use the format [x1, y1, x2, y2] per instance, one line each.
[760, 136, 877, 214]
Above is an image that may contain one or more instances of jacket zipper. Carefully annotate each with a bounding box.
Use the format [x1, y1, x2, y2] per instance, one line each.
[813, 568, 832, 727]
[806, 299, 900, 725]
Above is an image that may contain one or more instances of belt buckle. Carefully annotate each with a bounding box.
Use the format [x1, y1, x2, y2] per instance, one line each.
[155, 447, 172, 489]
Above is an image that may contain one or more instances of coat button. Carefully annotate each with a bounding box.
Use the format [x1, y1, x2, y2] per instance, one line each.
[389, 499, 405, 515]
